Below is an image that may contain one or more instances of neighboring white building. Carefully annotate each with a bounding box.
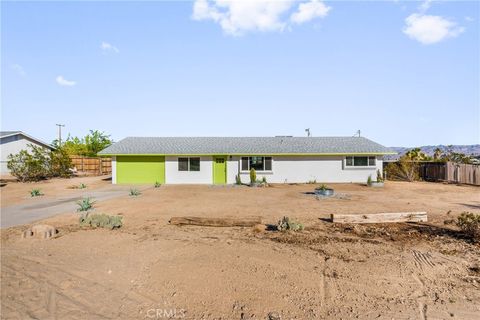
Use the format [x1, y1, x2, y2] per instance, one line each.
[99, 136, 395, 185]
[0, 131, 54, 175]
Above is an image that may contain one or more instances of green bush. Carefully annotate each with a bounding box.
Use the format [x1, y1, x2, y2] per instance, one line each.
[79, 213, 123, 229]
[79, 183, 87, 189]
[367, 175, 373, 186]
[7, 144, 72, 181]
[30, 189, 43, 197]
[261, 176, 267, 184]
[154, 181, 161, 188]
[250, 168, 256, 185]
[316, 184, 328, 191]
[49, 147, 73, 178]
[77, 197, 94, 212]
[456, 212, 480, 242]
[129, 188, 141, 196]
[277, 216, 304, 232]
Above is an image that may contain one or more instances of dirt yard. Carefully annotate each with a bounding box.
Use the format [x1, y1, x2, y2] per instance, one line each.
[1, 178, 479, 319]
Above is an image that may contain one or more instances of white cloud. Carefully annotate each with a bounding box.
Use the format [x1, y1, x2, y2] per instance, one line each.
[465, 16, 474, 22]
[403, 13, 464, 44]
[291, 0, 331, 24]
[192, 0, 330, 36]
[418, 0, 433, 13]
[101, 41, 119, 54]
[56, 76, 76, 87]
[11, 64, 26, 76]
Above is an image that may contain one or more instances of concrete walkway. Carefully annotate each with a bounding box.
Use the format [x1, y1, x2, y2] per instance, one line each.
[1, 185, 151, 228]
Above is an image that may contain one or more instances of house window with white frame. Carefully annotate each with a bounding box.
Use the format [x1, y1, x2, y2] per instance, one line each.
[241, 156, 272, 172]
[345, 156, 376, 167]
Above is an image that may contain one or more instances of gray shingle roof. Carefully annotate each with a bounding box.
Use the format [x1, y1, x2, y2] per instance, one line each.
[99, 137, 394, 155]
[0, 131, 21, 138]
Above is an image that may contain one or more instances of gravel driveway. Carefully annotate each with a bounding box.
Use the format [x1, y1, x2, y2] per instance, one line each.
[1, 185, 150, 228]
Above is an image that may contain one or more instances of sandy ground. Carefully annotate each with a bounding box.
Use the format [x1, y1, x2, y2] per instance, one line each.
[1, 178, 480, 319]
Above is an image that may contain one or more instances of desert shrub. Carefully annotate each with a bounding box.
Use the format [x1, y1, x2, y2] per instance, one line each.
[77, 197, 94, 212]
[79, 213, 123, 229]
[30, 189, 43, 197]
[7, 144, 72, 181]
[154, 181, 161, 188]
[376, 169, 384, 182]
[49, 147, 73, 178]
[277, 216, 304, 232]
[249, 168, 256, 185]
[7, 145, 50, 181]
[307, 179, 317, 184]
[235, 174, 242, 185]
[129, 188, 141, 196]
[367, 175, 372, 186]
[79, 183, 87, 189]
[385, 156, 419, 182]
[316, 184, 328, 191]
[456, 212, 480, 242]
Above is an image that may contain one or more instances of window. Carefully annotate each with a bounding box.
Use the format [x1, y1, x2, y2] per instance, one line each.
[345, 156, 376, 167]
[190, 158, 200, 171]
[241, 156, 272, 171]
[178, 158, 189, 171]
[178, 157, 200, 171]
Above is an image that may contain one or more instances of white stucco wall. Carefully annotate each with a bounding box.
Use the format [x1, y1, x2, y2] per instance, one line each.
[165, 156, 213, 184]
[0, 135, 50, 175]
[112, 155, 383, 185]
[230, 155, 382, 184]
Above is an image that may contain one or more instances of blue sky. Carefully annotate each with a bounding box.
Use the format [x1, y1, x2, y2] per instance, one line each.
[2, 0, 479, 147]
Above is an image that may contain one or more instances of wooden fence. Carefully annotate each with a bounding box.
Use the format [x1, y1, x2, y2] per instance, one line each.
[419, 162, 480, 186]
[70, 156, 112, 175]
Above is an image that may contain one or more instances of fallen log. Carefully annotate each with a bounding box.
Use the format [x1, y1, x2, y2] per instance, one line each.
[169, 216, 263, 227]
[331, 212, 427, 224]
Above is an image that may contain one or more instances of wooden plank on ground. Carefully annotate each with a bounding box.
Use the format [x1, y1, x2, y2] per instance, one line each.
[331, 212, 427, 224]
[169, 216, 263, 227]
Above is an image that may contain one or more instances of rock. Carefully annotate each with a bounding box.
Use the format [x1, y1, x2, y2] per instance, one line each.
[22, 224, 56, 239]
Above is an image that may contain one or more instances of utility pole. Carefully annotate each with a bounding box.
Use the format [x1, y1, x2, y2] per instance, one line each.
[56, 124, 65, 146]
[305, 128, 311, 137]
[355, 130, 361, 137]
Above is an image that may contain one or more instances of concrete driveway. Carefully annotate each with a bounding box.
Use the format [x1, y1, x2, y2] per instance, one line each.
[1, 185, 150, 228]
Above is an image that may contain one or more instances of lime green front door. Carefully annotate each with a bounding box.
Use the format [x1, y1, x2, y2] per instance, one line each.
[116, 156, 165, 184]
[213, 156, 227, 185]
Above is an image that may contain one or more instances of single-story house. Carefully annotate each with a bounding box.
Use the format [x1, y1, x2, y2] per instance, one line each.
[0, 131, 54, 175]
[98, 136, 395, 185]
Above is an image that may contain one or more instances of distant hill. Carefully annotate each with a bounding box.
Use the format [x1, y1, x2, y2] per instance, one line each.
[384, 144, 480, 161]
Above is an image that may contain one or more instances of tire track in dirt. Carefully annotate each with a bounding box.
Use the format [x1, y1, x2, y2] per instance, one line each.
[2, 254, 157, 319]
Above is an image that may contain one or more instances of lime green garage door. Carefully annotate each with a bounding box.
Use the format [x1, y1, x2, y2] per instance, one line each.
[116, 156, 165, 184]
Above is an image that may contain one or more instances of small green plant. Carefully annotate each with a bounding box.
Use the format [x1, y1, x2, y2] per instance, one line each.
[79, 183, 87, 189]
[307, 179, 317, 184]
[30, 189, 43, 197]
[261, 176, 267, 184]
[79, 213, 123, 229]
[249, 168, 256, 185]
[76, 197, 94, 212]
[456, 212, 480, 242]
[277, 216, 304, 232]
[154, 181, 161, 188]
[316, 184, 328, 191]
[129, 188, 141, 196]
[376, 170, 384, 183]
[235, 174, 242, 185]
[367, 175, 373, 186]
